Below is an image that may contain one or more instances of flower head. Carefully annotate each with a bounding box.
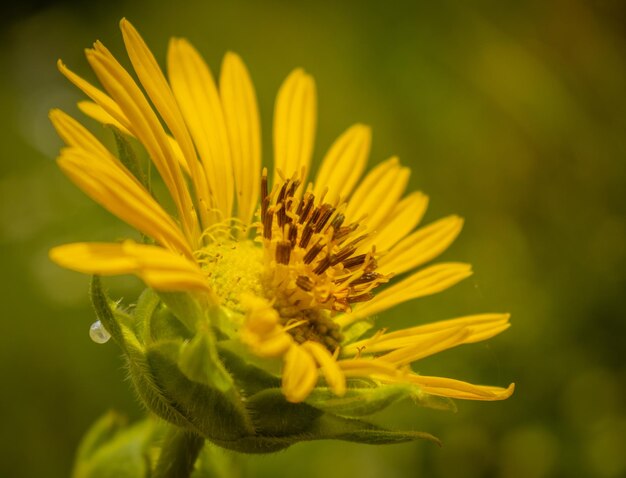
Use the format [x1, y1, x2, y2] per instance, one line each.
[50, 19, 513, 451]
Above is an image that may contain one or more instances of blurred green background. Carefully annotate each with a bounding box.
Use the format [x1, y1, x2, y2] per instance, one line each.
[1, 0, 625, 476]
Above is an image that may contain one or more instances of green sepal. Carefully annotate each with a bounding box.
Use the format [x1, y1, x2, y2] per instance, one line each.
[72, 413, 164, 478]
[90, 276, 126, 351]
[305, 383, 415, 418]
[217, 343, 280, 395]
[145, 340, 255, 441]
[157, 292, 204, 332]
[312, 412, 441, 446]
[137, 290, 192, 345]
[108, 124, 148, 190]
[206, 387, 440, 454]
[412, 389, 458, 412]
[89, 286, 197, 432]
[135, 288, 162, 344]
[246, 388, 323, 436]
[179, 327, 234, 393]
[156, 292, 235, 393]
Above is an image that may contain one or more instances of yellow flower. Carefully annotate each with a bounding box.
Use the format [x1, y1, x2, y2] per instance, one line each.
[50, 18, 513, 406]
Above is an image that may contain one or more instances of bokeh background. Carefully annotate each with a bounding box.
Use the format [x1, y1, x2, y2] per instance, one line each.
[1, 1, 625, 477]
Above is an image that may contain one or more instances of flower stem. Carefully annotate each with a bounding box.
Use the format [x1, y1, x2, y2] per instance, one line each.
[154, 426, 205, 478]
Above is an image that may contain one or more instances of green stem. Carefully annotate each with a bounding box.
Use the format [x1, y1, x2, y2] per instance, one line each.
[153, 426, 205, 478]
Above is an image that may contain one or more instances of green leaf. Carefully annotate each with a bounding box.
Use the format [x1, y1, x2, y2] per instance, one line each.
[72, 415, 164, 478]
[192, 441, 242, 478]
[74, 411, 127, 465]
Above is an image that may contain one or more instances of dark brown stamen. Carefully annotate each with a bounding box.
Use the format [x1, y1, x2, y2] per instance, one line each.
[299, 194, 314, 224]
[299, 223, 314, 248]
[333, 225, 357, 243]
[348, 292, 374, 303]
[288, 223, 298, 246]
[277, 203, 287, 227]
[261, 172, 269, 219]
[276, 181, 289, 204]
[313, 255, 332, 275]
[288, 180, 300, 198]
[314, 206, 335, 233]
[296, 275, 314, 291]
[276, 241, 292, 264]
[331, 245, 356, 265]
[263, 208, 274, 239]
[330, 213, 345, 231]
[342, 254, 367, 269]
[303, 240, 324, 264]
[308, 206, 322, 226]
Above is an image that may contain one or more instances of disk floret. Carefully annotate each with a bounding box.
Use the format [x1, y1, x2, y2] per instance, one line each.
[257, 169, 391, 347]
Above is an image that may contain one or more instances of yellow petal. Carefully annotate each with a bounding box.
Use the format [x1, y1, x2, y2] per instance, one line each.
[121, 20, 213, 214]
[337, 358, 400, 380]
[220, 52, 262, 228]
[302, 341, 346, 396]
[273, 68, 317, 185]
[57, 147, 192, 258]
[77, 100, 132, 136]
[379, 215, 464, 275]
[57, 59, 134, 134]
[85, 41, 198, 245]
[49, 241, 210, 292]
[377, 327, 470, 365]
[282, 344, 319, 403]
[346, 157, 410, 231]
[345, 314, 511, 356]
[78, 100, 190, 175]
[49, 108, 112, 157]
[366, 191, 429, 252]
[167, 37, 234, 223]
[314, 124, 371, 204]
[409, 375, 515, 401]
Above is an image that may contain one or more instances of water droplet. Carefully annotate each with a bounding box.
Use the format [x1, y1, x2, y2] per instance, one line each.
[89, 320, 111, 344]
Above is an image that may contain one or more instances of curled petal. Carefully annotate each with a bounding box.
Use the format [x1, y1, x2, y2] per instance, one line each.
[282, 344, 319, 403]
[409, 375, 515, 401]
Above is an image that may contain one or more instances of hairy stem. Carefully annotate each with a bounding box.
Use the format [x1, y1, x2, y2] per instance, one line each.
[153, 426, 205, 478]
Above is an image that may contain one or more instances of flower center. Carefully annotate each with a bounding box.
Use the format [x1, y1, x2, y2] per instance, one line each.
[258, 170, 391, 348]
[196, 171, 390, 352]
